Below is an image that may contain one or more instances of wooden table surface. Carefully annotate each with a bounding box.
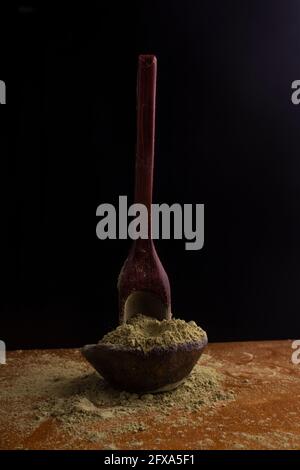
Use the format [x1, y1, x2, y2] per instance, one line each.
[0, 340, 300, 450]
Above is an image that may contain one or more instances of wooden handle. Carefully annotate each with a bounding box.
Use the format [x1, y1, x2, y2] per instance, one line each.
[118, 55, 171, 323]
[135, 55, 157, 236]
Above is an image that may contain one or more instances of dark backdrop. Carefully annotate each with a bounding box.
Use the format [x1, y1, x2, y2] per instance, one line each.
[1, 1, 300, 349]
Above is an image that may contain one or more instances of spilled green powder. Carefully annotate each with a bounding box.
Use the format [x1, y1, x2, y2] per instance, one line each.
[99, 314, 207, 352]
[0, 351, 235, 450]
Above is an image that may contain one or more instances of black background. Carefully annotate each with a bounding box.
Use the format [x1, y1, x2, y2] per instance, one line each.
[1, 1, 300, 349]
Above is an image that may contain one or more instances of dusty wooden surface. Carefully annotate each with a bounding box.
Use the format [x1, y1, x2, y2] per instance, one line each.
[0, 340, 299, 450]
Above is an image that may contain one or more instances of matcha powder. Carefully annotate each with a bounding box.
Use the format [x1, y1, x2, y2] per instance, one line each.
[99, 314, 207, 352]
[0, 350, 235, 450]
[0, 317, 235, 450]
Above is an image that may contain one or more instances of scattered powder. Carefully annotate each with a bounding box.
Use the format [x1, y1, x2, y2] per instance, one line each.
[230, 431, 300, 450]
[0, 351, 233, 448]
[3, 346, 300, 450]
[106, 443, 118, 450]
[39, 361, 232, 444]
[46, 363, 230, 419]
[99, 314, 207, 352]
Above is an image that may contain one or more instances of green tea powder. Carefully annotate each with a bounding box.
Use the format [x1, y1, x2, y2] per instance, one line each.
[99, 314, 207, 352]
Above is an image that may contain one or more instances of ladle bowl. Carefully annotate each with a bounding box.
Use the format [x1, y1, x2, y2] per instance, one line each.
[82, 335, 207, 393]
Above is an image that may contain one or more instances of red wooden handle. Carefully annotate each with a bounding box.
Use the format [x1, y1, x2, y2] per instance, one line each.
[118, 55, 171, 322]
[135, 55, 157, 236]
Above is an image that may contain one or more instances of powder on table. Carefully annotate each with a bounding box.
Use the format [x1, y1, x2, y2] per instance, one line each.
[99, 314, 207, 352]
[0, 350, 234, 450]
[38, 361, 233, 440]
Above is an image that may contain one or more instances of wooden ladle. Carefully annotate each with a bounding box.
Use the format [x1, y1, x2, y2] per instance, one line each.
[82, 55, 207, 393]
[118, 54, 171, 323]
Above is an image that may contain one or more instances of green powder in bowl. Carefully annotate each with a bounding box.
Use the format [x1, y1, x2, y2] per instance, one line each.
[98, 314, 207, 353]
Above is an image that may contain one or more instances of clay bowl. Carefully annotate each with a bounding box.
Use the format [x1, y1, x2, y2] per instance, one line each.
[81, 336, 208, 393]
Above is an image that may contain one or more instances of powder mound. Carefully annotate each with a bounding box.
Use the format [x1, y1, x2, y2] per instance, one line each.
[39, 360, 233, 424]
[0, 351, 235, 449]
[98, 314, 207, 352]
